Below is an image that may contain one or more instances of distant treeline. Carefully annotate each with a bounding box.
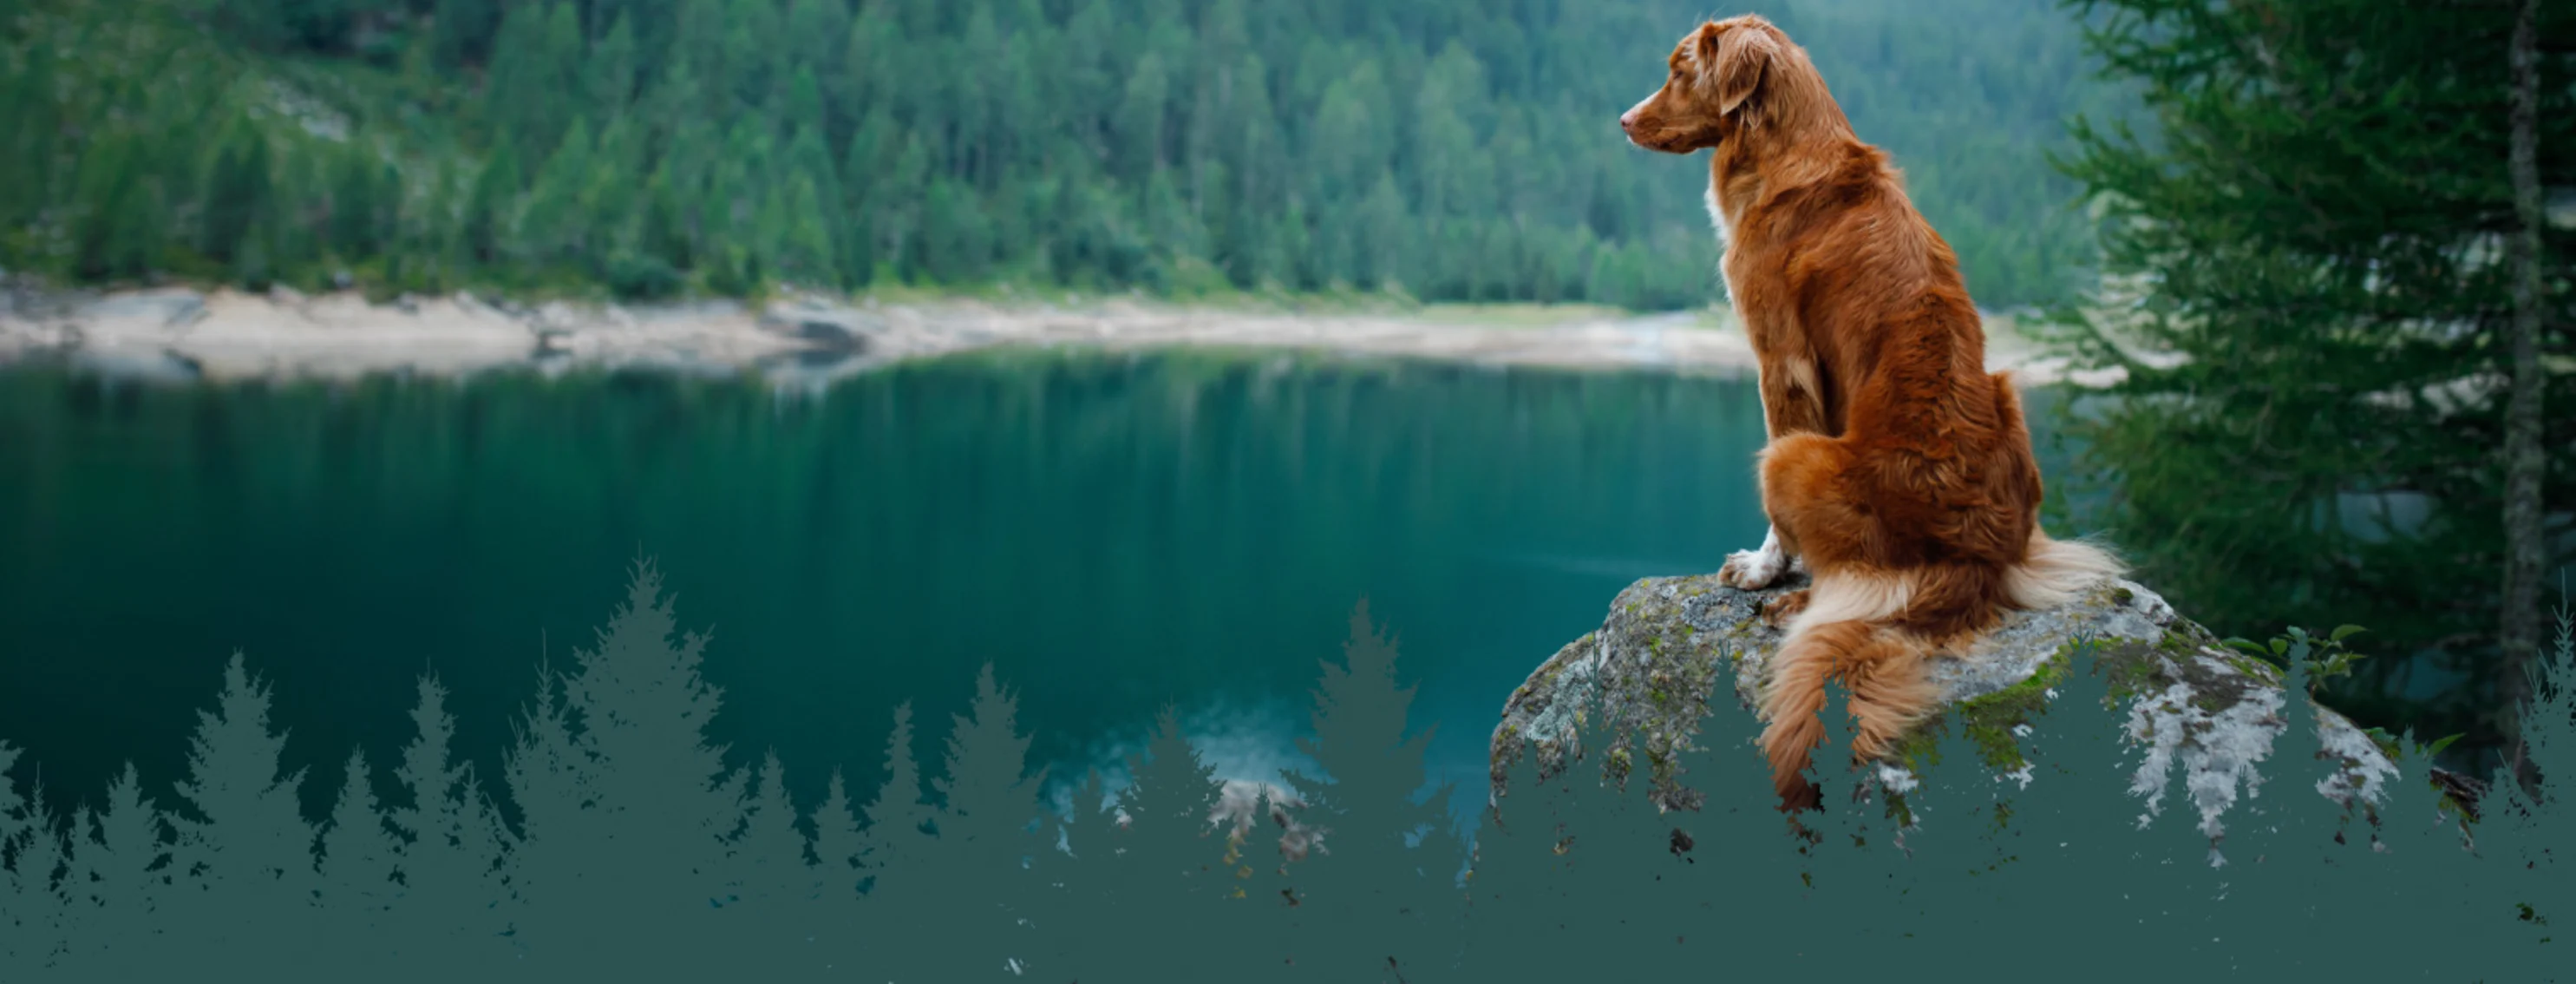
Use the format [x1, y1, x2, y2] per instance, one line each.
[0, 0, 2123, 310]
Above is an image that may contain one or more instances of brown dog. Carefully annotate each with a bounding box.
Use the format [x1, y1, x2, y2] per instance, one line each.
[1619, 15, 2124, 811]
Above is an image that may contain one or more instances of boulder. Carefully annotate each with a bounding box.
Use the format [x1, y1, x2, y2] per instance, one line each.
[1488, 571, 2448, 850]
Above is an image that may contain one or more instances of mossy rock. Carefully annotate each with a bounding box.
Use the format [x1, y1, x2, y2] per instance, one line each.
[1487, 573, 2406, 850]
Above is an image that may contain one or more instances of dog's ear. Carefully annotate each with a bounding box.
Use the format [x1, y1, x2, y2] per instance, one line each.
[1697, 20, 1783, 117]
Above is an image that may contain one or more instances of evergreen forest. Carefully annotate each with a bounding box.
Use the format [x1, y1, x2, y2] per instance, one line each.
[0, 0, 2127, 311]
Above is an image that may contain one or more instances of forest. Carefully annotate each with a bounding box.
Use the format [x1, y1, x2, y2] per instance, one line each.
[0, 0, 2124, 311]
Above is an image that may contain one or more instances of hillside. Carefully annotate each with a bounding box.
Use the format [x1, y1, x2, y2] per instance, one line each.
[0, 0, 2132, 312]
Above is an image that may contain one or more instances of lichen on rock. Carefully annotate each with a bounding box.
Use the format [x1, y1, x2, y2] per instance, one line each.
[1488, 571, 2410, 856]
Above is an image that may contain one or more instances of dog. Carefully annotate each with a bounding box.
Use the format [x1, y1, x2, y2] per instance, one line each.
[1618, 15, 2124, 811]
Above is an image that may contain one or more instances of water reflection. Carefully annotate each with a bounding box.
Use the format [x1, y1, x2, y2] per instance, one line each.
[0, 348, 1837, 830]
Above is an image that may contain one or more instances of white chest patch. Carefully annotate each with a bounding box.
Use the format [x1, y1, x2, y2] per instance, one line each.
[1705, 183, 1736, 305]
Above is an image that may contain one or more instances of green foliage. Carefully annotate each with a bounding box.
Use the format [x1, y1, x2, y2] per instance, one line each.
[5, 0, 2125, 310]
[2043, 0, 2576, 776]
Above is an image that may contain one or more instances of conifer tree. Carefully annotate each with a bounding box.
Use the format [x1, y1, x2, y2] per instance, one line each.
[1, 745, 71, 976]
[498, 560, 750, 978]
[69, 128, 160, 282]
[2050, 0, 2576, 772]
[804, 767, 867, 970]
[913, 663, 1048, 978]
[461, 137, 522, 265]
[586, 12, 639, 117]
[726, 748, 819, 972]
[849, 700, 938, 980]
[1272, 601, 1463, 980]
[329, 147, 386, 262]
[314, 747, 403, 968]
[166, 655, 323, 958]
[384, 672, 513, 973]
[198, 126, 272, 268]
[431, 0, 499, 69]
[1023, 766, 1116, 980]
[1102, 704, 1239, 979]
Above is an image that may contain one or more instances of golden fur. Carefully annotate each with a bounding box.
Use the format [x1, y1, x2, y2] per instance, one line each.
[1619, 15, 2126, 811]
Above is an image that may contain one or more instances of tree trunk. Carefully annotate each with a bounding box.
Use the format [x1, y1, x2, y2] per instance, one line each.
[2499, 0, 2546, 790]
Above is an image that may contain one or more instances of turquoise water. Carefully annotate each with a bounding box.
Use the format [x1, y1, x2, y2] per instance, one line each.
[0, 349, 2080, 825]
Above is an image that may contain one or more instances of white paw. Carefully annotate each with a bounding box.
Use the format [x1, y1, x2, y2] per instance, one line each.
[1720, 541, 1789, 590]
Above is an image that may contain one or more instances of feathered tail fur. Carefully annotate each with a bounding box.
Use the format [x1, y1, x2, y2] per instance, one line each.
[1755, 531, 2127, 811]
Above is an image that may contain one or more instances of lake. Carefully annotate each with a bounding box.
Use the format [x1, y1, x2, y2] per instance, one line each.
[0, 347, 2086, 829]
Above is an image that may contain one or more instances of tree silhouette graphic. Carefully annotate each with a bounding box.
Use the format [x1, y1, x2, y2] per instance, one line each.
[908, 661, 1049, 979]
[847, 699, 941, 981]
[725, 748, 820, 973]
[313, 747, 403, 969]
[801, 765, 869, 973]
[382, 672, 515, 978]
[1871, 690, 2016, 969]
[2, 560, 2570, 982]
[1459, 682, 1706, 979]
[496, 558, 751, 978]
[1267, 600, 1465, 981]
[62, 762, 175, 977]
[163, 653, 324, 967]
[2, 743, 71, 975]
[2202, 631, 2372, 976]
[1023, 764, 1116, 981]
[1024, 700, 1237, 981]
[2439, 600, 2572, 976]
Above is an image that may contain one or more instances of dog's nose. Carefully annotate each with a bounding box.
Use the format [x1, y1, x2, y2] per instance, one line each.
[1619, 108, 1638, 132]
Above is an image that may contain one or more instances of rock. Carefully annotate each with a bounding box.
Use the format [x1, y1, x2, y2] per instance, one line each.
[1488, 571, 2426, 851]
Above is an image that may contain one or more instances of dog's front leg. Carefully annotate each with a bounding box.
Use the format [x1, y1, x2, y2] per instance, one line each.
[1723, 350, 1830, 590]
[1722, 524, 1796, 590]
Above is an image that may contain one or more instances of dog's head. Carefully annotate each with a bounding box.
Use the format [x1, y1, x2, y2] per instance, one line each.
[1618, 16, 1814, 154]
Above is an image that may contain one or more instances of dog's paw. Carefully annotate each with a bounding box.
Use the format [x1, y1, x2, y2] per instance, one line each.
[1719, 544, 1790, 590]
[1759, 588, 1811, 628]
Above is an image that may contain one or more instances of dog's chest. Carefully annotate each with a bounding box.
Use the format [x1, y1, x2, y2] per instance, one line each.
[1704, 184, 1740, 305]
[1703, 184, 1731, 244]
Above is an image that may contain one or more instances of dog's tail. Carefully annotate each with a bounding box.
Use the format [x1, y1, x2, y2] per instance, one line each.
[1991, 368, 2129, 610]
[2004, 527, 2128, 611]
[1755, 566, 1953, 811]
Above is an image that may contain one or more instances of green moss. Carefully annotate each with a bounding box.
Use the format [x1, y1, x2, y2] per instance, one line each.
[1950, 642, 2079, 771]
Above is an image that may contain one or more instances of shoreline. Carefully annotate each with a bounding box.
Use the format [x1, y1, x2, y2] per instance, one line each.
[0, 280, 2119, 389]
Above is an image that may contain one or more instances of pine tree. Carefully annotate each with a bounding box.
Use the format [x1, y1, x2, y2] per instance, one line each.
[1, 745, 71, 977]
[430, 0, 499, 69]
[384, 672, 513, 974]
[461, 136, 522, 266]
[805, 767, 867, 970]
[2051, 0, 2576, 780]
[586, 12, 639, 117]
[68, 128, 160, 282]
[313, 747, 403, 969]
[1098, 704, 1237, 980]
[914, 663, 1049, 977]
[329, 146, 385, 262]
[499, 559, 751, 979]
[199, 126, 273, 268]
[850, 700, 940, 981]
[725, 749, 818, 972]
[164, 653, 321, 969]
[521, 116, 596, 263]
[1272, 601, 1465, 980]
